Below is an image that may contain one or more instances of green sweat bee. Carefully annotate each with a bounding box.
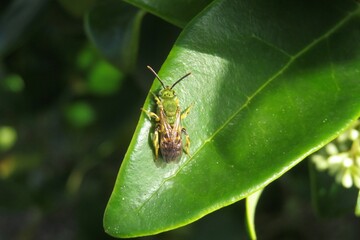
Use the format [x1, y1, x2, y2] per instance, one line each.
[141, 66, 191, 162]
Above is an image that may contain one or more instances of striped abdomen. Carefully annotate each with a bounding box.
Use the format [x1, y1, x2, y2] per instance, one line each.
[160, 130, 182, 162]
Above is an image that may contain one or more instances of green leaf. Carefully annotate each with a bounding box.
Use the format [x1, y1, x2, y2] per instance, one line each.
[104, 0, 360, 237]
[245, 188, 263, 240]
[85, 0, 145, 72]
[124, 0, 214, 28]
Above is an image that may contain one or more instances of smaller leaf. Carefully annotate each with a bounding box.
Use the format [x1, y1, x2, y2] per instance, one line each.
[85, 0, 145, 73]
[245, 188, 263, 240]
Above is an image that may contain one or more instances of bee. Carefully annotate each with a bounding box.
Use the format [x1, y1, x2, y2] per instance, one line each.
[141, 66, 191, 162]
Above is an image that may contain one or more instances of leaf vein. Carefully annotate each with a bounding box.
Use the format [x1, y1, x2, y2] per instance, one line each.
[250, 34, 293, 58]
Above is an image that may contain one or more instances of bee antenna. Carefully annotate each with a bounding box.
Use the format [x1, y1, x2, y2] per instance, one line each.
[147, 66, 166, 89]
[171, 72, 191, 89]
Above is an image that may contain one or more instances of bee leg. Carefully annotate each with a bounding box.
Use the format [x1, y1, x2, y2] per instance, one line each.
[181, 104, 193, 120]
[150, 92, 162, 106]
[153, 124, 160, 159]
[141, 108, 160, 122]
[182, 127, 191, 156]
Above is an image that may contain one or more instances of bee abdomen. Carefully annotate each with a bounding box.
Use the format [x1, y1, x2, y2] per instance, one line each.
[160, 139, 182, 162]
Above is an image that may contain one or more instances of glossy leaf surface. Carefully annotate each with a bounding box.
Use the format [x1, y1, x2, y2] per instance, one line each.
[104, 0, 360, 237]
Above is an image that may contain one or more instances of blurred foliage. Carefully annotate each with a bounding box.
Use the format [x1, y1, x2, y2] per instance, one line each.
[0, 126, 17, 152]
[85, 1, 145, 73]
[0, 0, 151, 239]
[0, 0, 359, 240]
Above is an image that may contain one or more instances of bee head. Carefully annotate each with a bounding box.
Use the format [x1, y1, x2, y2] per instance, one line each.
[160, 87, 176, 99]
[147, 65, 191, 98]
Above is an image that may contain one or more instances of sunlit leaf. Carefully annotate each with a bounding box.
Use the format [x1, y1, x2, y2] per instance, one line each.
[104, 0, 360, 237]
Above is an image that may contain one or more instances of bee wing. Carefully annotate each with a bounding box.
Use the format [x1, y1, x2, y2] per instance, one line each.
[159, 107, 182, 140]
[171, 107, 182, 135]
[159, 108, 171, 133]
